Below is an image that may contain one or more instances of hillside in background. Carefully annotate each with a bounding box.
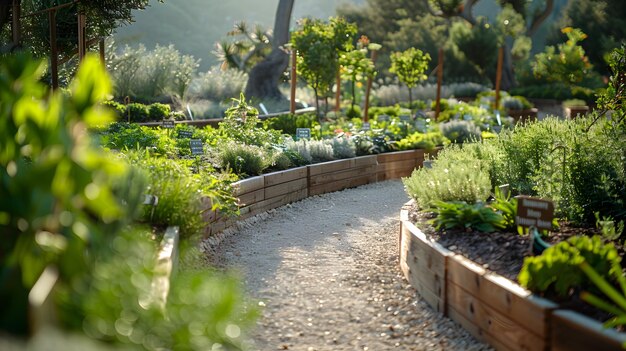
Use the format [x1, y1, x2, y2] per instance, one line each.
[114, 0, 364, 71]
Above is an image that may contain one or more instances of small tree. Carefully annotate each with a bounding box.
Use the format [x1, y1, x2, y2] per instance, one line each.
[291, 17, 356, 118]
[389, 47, 431, 110]
[340, 36, 378, 114]
[532, 27, 592, 87]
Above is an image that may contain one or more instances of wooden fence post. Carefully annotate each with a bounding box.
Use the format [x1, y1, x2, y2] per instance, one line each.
[77, 12, 86, 61]
[290, 49, 297, 114]
[495, 47, 504, 111]
[99, 38, 105, 64]
[12, 0, 21, 45]
[435, 48, 443, 121]
[49, 9, 58, 89]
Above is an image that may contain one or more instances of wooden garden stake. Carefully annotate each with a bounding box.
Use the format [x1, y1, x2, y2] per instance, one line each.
[335, 69, 341, 112]
[49, 9, 58, 90]
[290, 49, 297, 114]
[495, 47, 504, 111]
[363, 49, 378, 123]
[435, 48, 443, 121]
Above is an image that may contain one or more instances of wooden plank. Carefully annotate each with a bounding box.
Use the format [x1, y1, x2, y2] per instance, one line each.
[481, 273, 557, 338]
[241, 188, 308, 219]
[447, 281, 546, 351]
[237, 188, 265, 207]
[377, 158, 417, 172]
[448, 305, 514, 351]
[265, 178, 308, 199]
[377, 150, 418, 163]
[308, 159, 352, 176]
[308, 174, 377, 196]
[353, 155, 378, 167]
[309, 165, 377, 187]
[264, 166, 308, 187]
[447, 254, 486, 296]
[552, 310, 626, 351]
[400, 222, 451, 314]
[378, 168, 417, 181]
[232, 176, 264, 196]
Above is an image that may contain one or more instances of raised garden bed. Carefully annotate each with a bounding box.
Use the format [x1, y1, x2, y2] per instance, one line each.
[203, 149, 439, 237]
[398, 201, 626, 351]
[508, 108, 538, 123]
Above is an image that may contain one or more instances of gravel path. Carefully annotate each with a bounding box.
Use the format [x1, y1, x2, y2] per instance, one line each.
[206, 180, 491, 351]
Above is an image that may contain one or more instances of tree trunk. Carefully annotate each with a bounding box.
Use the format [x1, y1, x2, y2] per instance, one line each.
[500, 39, 516, 91]
[244, 0, 294, 104]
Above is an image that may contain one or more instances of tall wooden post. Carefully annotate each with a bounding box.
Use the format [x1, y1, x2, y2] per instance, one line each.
[12, 0, 21, 45]
[99, 38, 105, 64]
[495, 47, 504, 111]
[290, 49, 297, 114]
[77, 12, 86, 61]
[363, 50, 377, 122]
[49, 9, 58, 90]
[335, 69, 341, 112]
[435, 48, 443, 121]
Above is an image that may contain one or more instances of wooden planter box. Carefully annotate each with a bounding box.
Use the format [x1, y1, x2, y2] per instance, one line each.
[399, 201, 626, 350]
[508, 108, 538, 123]
[565, 106, 589, 119]
[399, 202, 559, 351]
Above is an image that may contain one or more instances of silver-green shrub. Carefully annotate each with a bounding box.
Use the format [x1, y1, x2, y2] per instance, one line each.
[108, 44, 199, 100]
[328, 137, 357, 159]
[284, 139, 335, 164]
[187, 67, 248, 102]
[403, 145, 492, 208]
[439, 120, 482, 143]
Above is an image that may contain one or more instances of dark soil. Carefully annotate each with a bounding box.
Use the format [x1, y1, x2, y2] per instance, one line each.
[406, 202, 623, 325]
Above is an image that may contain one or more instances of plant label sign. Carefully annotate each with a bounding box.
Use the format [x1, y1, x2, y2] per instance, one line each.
[296, 128, 311, 140]
[162, 120, 175, 129]
[362, 122, 371, 131]
[189, 139, 204, 155]
[177, 130, 193, 139]
[515, 196, 555, 230]
[377, 114, 390, 121]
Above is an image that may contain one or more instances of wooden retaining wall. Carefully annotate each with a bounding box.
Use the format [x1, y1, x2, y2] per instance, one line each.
[203, 150, 434, 236]
[399, 202, 626, 351]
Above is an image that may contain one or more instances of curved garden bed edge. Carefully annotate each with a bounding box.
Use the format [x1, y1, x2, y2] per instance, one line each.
[398, 201, 626, 351]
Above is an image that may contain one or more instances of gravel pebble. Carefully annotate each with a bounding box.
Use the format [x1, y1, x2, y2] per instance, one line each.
[205, 180, 492, 351]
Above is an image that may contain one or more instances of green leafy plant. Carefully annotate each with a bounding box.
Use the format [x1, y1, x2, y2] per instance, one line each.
[430, 201, 506, 233]
[395, 131, 448, 152]
[126, 102, 149, 122]
[148, 102, 172, 120]
[219, 94, 281, 146]
[489, 186, 518, 231]
[579, 260, 626, 332]
[0, 53, 142, 334]
[519, 235, 622, 299]
[532, 27, 592, 87]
